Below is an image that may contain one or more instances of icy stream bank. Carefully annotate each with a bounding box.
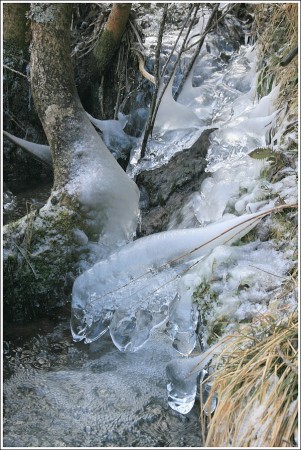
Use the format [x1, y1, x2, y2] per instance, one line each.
[3, 4, 298, 447]
[71, 5, 297, 415]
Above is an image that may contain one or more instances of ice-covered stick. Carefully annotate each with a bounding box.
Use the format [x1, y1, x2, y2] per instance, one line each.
[169, 202, 298, 266]
[71, 203, 297, 344]
[83, 202, 298, 298]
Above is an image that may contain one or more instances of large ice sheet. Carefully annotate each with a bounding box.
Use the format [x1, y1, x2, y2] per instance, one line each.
[71, 210, 269, 351]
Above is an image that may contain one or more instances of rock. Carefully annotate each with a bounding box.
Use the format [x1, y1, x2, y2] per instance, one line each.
[136, 128, 217, 235]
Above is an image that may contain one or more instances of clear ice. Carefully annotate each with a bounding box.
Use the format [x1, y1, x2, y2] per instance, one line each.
[71, 211, 267, 351]
[166, 341, 223, 414]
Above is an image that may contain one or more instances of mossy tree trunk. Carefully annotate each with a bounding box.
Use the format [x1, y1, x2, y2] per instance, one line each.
[30, 3, 86, 190]
[3, 3, 139, 322]
[93, 3, 132, 75]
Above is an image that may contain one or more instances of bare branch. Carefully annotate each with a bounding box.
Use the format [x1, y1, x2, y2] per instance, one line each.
[149, 5, 200, 137]
[140, 4, 168, 158]
[3, 64, 28, 79]
[175, 3, 220, 100]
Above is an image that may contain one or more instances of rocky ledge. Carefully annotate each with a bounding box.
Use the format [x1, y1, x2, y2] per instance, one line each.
[136, 128, 217, 235]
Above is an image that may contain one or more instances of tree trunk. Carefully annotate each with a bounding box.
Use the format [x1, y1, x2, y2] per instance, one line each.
[3, 3, 139, 322]
[93, 3, 132, 74]
[3, 3, 29, 54]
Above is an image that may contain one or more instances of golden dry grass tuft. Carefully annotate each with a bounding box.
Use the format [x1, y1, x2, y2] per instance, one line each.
[253, 3, 298, 111]
[200, 309, 298, 447]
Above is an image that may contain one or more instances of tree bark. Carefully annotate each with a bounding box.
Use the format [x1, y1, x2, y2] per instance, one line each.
[93, 3, 132, 74]
[30, 3, 83, 189]
[3, 3, 139, 322]
[3, 3, 29, 54]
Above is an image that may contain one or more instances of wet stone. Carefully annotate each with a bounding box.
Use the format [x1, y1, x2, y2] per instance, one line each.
[136, 128, 217, 235]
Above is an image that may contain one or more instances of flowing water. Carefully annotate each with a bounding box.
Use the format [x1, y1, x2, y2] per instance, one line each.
[3, 312, 202, 447]
[3, 5, 296, 448]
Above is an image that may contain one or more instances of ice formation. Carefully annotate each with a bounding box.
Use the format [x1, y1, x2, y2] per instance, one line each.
[3, 115, 140, 255]
[71, 209, 274, 352]
[168, 153, 269, 230]
[3, 6, 298, 448]
[65, 127, 140, 253]
[167, 284, 198, 356]
[3, 130, 52, 166]
[70, 3, 297, 418]
[166, 339, 226, 414]
[3, 108, 142, 168]
[164, 227, 293, 414]
[86, 112, 135, 160]
[153, 73, 202, 133]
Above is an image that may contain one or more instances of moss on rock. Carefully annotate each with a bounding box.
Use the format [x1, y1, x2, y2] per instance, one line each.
[3, 199, 95, 322]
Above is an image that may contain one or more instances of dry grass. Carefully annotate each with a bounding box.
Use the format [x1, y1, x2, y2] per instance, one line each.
[200, 310, 298, 447]
[253, 3, 298, 111]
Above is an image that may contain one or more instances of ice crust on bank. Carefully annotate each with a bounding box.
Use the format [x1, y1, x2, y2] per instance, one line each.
[168, 155, 268, 229]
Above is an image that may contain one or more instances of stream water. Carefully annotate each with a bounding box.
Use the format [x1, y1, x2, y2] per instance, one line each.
[3, 5, 296, 449]
[3, 311, 202, 447]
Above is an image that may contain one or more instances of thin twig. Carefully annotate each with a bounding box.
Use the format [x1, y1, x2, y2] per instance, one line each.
[114, 45, 125, 119]
[184, 3, 236, 53]
[140, 4, 168, 158]
[99, 75, 105, 117]
[133, 49, 156, 84]
[128, 19, 144, 51]
[137, 4, 200, 159]
[248, 264, 288, 279]
[4, 111, 27, 133]
[160, 3, 195, 79]
[15, 244, 38, 279]
[149, 4, 200, 135]
[175, 3, 220, 100]
[3, 64, 28, 79]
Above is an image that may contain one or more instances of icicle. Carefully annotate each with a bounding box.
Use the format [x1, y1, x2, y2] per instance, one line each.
[3, 131, 52, 167]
